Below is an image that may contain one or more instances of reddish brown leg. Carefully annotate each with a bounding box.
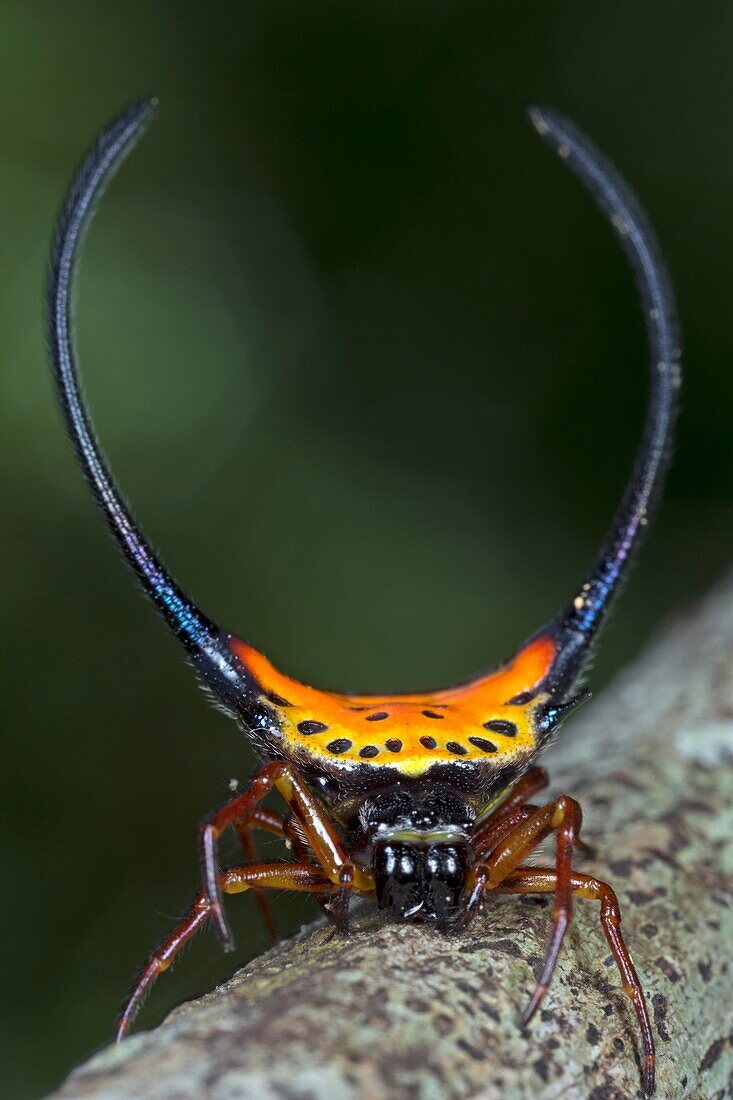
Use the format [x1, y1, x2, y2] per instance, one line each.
[234, 807, 286, 945]
[473, 766, 549, 852]
[474, 767, 594, 860]
[483, 793, 584, 1023]
[280, 813, 348, 928]
[455, 768, 557, 931]
[116, 861, 336, 1041]
[272, 766, 373, 930]
[476, 807, 594, 864]
[495, 867, 655, 1098]
[474, 805, 535, 861]
[200, 762, 372, 948]
[273, 770, 371, 891]
[450, 803, 546, 931]
[199, 763, 290, 947]
[237, 805, 286, 839]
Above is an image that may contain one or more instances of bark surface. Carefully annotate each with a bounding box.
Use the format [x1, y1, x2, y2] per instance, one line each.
[50, 577, 733, 1099]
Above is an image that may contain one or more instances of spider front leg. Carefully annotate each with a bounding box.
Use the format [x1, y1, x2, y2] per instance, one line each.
[496, 867, 655, 1098]
[234, 805, 286, 945]
[447, 770, 568, 931]
[199, 763, 291, 947]
[116, 861, 336, 1041]
[199, 762, 372, 947]
[280, 813, 352, 931]
[473, 767, 594, 861]
[483, 792, 584, 1023]
[473, 766, 550, 854]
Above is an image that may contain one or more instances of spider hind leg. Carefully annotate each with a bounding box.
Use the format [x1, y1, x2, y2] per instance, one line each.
[115, 861, 336, 1041]
[495, 867, 655, 1098]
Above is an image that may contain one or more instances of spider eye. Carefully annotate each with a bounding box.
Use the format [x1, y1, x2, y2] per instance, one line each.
[378, 843, 416, 885]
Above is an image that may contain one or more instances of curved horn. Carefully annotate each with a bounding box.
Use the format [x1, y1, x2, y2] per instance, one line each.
[46, 100, 258, 704]
[529, 106, 681, 691]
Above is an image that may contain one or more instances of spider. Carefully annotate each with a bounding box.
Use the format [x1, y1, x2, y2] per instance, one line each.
[47, 99, 680, 1098]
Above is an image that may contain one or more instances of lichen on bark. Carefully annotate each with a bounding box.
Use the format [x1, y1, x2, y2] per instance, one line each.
[50, 576, 733, 1099]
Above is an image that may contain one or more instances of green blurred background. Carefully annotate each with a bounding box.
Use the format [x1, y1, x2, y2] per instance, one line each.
[2, 3, 733, 1096]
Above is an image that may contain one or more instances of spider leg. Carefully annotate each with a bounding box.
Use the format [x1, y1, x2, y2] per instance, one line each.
[494, 867, 655, 1098]
[473, 768, 594, 860]
[116, 861, 335, 1041]
[199, 763, 289, 948]
[454, 769, 564, 931]
[445, 801, 541, 933]
[273, 767, 373, 904]
[237, 805, 286, 839]
[234, 806, 286, 946]
[483, 793, 584, 1024]
[280, 813, 351, 930]
[474, 805, 535, 862]
[199, 762, 372, 949]
[473, 765, 549, 852]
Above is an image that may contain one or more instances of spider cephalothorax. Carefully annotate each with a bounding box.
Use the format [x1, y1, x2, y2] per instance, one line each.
[47, 99, 680, 1097]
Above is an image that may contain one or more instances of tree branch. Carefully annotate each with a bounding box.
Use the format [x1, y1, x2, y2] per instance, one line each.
[51, 576, 733, 1099]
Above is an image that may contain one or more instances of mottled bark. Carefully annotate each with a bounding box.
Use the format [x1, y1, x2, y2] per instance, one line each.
[50, 577, 733, 1100]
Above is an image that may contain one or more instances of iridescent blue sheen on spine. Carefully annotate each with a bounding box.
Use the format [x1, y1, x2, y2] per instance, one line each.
[529, 106, 680, 692]
[46, 100, 255, 701]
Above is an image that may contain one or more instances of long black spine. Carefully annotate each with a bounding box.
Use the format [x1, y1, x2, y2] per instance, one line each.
[529, 106, 681, 691]
[46, 100, 255, 699]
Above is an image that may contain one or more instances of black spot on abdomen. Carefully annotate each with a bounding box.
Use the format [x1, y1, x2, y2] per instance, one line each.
[298, 720, 329, 735]
[326, 738, 352, 754]
[505, 691, 535, 706]
[468, 736, 498, 753]
[483, 719, 518, 737]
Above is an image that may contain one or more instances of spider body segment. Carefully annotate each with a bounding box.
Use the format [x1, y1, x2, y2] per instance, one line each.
[47, 100, 680, 1098]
